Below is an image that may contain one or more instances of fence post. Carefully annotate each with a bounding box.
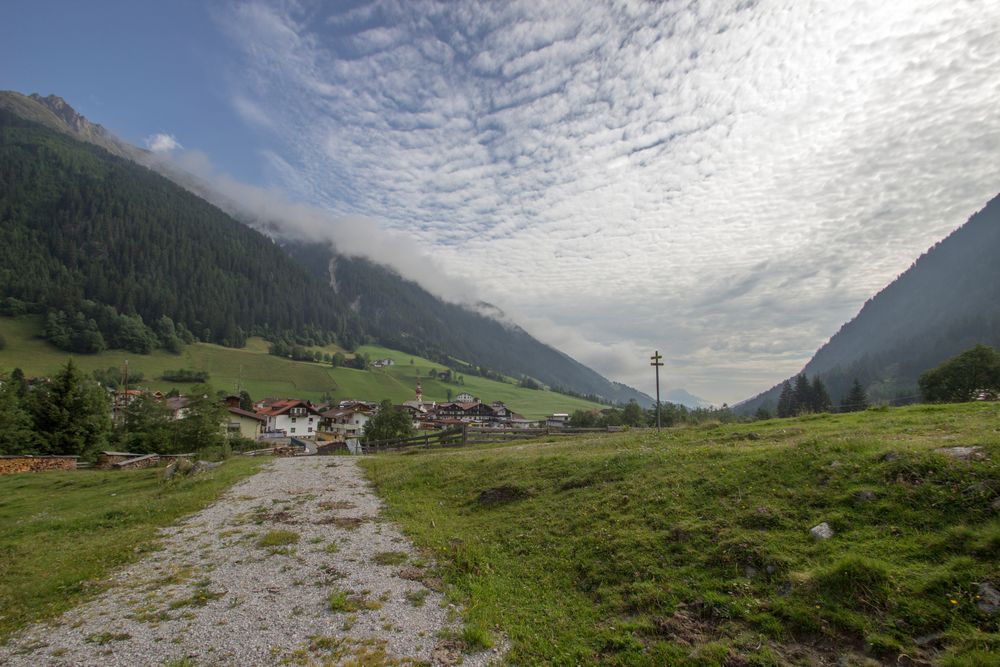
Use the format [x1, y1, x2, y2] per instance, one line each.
[462, 423, 468, 446]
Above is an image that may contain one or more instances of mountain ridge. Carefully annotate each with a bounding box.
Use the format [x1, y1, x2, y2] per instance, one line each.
[736, 192, 1000, 414]
[0, 90, 653, 406]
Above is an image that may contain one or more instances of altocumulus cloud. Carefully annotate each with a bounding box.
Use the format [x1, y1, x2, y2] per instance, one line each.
[216, 0, 1000, 404]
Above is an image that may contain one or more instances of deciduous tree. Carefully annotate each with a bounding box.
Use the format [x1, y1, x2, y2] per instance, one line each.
[919, 344, 1000, 402]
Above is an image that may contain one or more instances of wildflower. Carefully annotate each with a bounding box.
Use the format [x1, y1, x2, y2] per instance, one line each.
[950, 599, 958, 605]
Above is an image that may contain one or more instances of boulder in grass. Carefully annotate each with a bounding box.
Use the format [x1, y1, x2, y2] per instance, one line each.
[161, 462, 178, 481]
[188, 460, 222, 477]
[810, 522, 834, 540]
[977, 582, 1000, 615]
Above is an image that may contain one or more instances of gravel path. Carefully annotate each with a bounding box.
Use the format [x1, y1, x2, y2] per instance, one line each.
[0, 457, 506, 666]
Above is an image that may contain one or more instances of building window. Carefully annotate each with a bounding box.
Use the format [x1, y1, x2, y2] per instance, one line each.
[291, 428, 296, 434]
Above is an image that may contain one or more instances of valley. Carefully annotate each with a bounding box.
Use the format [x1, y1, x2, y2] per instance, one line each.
[0, 315, 607, 420]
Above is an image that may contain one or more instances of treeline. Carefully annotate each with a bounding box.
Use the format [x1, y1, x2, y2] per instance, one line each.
[161, 369, 209, 383]
[0, 361, 231, 458]
[267, 340, 367, 369]
[569, 400, 741, 428]
[769, 374, 868, 419]
[0, 109, 363, 355]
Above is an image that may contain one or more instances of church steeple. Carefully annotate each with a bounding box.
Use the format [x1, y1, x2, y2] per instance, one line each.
[415, 381, 423, 403]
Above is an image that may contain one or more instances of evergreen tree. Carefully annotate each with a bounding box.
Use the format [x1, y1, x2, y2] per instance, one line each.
[28, 359, 111, 457]
[9, 367, 28, 398]
[793, 374, 812, 414]
[0, 376, 36, 454]
[776, 380, 795, 418]
[170, 386, 226, 453]
[841, 378, 869, 412]
[116, 395, 172, 454]
[238, 390, 253, 411]
[810, 376, 832, 413]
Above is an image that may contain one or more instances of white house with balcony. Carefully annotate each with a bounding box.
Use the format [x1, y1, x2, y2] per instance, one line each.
[320, 405, 374, 438]
[257, 399, 323, 437]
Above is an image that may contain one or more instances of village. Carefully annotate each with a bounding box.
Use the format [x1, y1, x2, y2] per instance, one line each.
[118, 380, 572, 457]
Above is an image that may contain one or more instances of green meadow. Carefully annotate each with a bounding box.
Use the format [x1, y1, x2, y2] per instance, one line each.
[0, 316, 604, 419]
[362, 403, 1000, 665]
[0, 457, 265, 641]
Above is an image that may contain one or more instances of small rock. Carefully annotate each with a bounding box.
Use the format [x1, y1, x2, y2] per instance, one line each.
[161, 462, 178, 481]
[810, 522, 834, 540]
[829, 460, 843, 469]
[882, 452, 900, 462]
[914, 631, 945, 647]
[744, 565, 758, 578]
[746, 432, 761, 441]
[853, 490, 878, 502]
[977, 582, 1000, 615]
[188, 460, 222, 477]
[937, 446, 986, 461]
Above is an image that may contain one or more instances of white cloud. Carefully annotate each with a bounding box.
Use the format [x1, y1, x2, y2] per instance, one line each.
[214, 0, 1000, 404]
[144, 133, 182, 153]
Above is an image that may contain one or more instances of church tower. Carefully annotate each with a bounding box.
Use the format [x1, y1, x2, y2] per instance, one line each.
[415, 381, 423, 404]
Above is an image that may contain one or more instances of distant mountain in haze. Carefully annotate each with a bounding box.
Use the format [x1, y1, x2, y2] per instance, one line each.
[0, 90, 652, 406]
[662, 388, 712, 409]
[737, 193, 1000, 414]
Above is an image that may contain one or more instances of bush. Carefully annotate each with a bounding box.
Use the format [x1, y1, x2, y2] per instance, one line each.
[919, 344, 1000, 402]
[161, 369, 209, 383]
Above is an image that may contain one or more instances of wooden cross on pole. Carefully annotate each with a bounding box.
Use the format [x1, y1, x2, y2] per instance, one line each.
[650, 351, 663, 431]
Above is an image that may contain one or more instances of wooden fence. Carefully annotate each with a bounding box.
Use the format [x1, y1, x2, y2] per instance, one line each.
[360, 424, 622, 453]
[464, 426, 621, 445]
[359, 426, 467, 454]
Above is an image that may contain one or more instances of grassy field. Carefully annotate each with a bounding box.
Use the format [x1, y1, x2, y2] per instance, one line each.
[0, 316, 604, 419]
[362, 403, 1000, 665]
[0, 456, 266, 641]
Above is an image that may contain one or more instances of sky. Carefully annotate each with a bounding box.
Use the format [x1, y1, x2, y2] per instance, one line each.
[3, 1, 1000, 405]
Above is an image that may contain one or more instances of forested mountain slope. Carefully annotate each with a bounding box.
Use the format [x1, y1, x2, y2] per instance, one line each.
[286, 243, 652, 405]
[0, 108, 363, 349]
[0, 91, 650, 404]
[738, 193, 1000, 413]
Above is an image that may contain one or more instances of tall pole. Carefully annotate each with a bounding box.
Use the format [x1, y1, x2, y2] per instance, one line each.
[650, 351, 663, 431]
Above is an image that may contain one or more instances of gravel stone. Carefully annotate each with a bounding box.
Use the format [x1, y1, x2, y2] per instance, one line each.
[0, 457, 507, 666]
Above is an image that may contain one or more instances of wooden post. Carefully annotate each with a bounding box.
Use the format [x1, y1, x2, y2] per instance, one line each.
[650, 351, 663, 431]
[461, 423, 468, 447]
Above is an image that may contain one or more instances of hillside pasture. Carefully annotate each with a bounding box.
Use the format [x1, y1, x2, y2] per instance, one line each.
[362, 403, 1000, 665]
[0, 317, 605, 418]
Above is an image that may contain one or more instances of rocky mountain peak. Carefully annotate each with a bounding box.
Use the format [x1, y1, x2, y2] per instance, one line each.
[29, 93, 109, 138]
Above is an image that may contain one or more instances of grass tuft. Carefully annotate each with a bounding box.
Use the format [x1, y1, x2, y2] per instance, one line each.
[256, 530, 300, 548]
